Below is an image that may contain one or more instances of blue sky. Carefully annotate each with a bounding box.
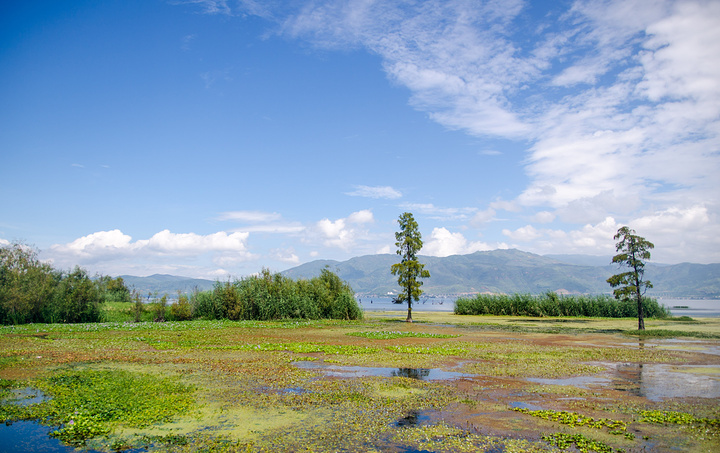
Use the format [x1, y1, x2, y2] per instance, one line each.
[1, 0, 718, 278]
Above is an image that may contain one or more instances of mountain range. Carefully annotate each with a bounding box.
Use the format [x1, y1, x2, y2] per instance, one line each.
[121, 250, 720, 298]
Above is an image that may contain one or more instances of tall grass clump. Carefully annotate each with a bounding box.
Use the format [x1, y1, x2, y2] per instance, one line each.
[190, 268, 362, 321]
[454, 292, 670, 318]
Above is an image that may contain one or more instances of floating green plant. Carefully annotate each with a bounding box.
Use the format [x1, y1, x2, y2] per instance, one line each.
[208, 341, 380, 355]
[640, 410, 720, 427]
[347, 331, 459, 340]
[513, 408, 628, 433]
[31, 368, 196, 445]
[387, 345, 467, 356]
[542, 432, 614, 452]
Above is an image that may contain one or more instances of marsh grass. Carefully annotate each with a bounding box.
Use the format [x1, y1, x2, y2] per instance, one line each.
[455, 293, 670, 318]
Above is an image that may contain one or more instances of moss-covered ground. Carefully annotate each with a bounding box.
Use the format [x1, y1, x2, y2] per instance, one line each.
[1, 311, 719, 452]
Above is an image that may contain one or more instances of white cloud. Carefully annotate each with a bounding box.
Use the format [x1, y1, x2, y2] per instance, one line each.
[532, 211, 556, 223]
[217, 211, 282, 222]
[314, 210, 374, 250]
[347, 209, 374, 224]
[470, 208, 496, 226]
[219, 210, 305, 234]
[47, 229, 255, 274]
[401, 203, 476, 221]
[0, 238, 10, 247]
[423, 227, 491, 257]
[502, 225, 542, 242]
[269, 248, 300, 264]
[346, 185, 402, 199]
[177, 1, 720, 264]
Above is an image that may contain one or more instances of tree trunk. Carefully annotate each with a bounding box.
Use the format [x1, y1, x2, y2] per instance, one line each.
[635, 266, 645, 330]
[406, 284, 413, 322]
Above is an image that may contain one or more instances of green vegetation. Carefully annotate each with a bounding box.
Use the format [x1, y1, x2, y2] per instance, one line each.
[454, 292, 670, 318]
[640, 410, 720, 429]
[191, 267, 361, 321]
[391, 212, 431, 322]
[0, 313, 718, 451]
[0, 242, 128, 325]
[513, 408, 628, 435]
[607, 226, 655, 330]
[1, 241, 361, 325]
[347, 331, 459, 339]
[0, 368, 195, 446]
[541, 433, 614, 453]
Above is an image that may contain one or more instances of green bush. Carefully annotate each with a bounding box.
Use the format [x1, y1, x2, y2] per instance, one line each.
[190, 268, 362, 321]
[454, 292, 670, 318]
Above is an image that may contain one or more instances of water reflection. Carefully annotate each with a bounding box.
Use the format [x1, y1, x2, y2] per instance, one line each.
[396, 410, 431, 427]
[613, 363, 720, 401]
[392, 368, 431, 379]
[293, 362, 471, 380]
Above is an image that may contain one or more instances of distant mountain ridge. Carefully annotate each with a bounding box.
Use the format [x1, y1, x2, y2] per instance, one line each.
[119, 274, 215, 297]
[116, 250, 720, 298]
[282, 250, 720, 298]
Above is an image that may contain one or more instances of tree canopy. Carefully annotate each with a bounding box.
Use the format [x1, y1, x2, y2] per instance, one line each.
[390, 212, 430, 322]
[607, 226, 654, 330]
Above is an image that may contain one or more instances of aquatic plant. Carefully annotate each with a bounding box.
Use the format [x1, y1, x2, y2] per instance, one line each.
[640, 410, 720, 428]
[33, 368, 195, 445]
[513, 407, 628, 434]
[347, 330, 459, 339]
[542, 432, 614, 452]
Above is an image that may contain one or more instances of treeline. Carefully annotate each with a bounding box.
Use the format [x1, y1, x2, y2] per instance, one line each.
[0, 242, 130, 325]
[454, 292, 671, 318]
[0, 242, 362, 325]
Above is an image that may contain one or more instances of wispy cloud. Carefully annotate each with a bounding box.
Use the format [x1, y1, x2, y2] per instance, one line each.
[217, 210, 282, 223]
[345, 185, 402, 199]
[176, 0, 720, 263]
[400, 203, 476, 221]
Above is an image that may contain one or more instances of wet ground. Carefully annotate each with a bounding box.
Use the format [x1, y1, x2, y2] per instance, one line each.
[1, 312, 719, 452]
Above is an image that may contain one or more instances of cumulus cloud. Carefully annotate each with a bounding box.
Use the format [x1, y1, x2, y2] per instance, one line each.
[314, 210, 375, 250]
[423, 227, 492, 257]
[47, 229, 255, 275]
[346, 185, 402, 199]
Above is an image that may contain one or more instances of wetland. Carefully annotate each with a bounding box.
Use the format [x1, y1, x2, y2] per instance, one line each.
[1, 312, 719, 452]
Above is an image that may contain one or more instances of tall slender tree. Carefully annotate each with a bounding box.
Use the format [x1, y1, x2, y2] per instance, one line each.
[391, 212, 430, 322]
[607, 226, 654, 330]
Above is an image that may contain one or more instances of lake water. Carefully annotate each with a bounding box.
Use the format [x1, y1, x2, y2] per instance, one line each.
[358, 296, 720, 317]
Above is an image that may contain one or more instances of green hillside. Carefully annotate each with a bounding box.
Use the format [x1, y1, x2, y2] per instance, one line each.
[282, 250, 720, 298]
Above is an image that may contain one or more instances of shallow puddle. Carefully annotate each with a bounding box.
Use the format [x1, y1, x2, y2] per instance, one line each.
[526, 375, 609, 389]
[292, 362, 472, 380]
[612, 363, 720, 401]
[2, 387, 49, 406]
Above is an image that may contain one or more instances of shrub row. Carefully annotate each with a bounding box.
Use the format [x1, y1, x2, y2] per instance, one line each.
[189, 268, 362, 321]
[454, 292, 670, 318]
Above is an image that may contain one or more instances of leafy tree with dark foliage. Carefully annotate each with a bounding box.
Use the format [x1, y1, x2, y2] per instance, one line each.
[607, 226, 654, 330]
[391, 212, 430, 322]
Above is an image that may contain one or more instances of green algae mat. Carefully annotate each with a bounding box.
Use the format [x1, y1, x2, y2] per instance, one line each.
[1, 313, 719, 452]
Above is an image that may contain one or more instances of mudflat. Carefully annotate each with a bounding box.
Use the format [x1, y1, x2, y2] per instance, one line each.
[1, 312, 718, 452]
